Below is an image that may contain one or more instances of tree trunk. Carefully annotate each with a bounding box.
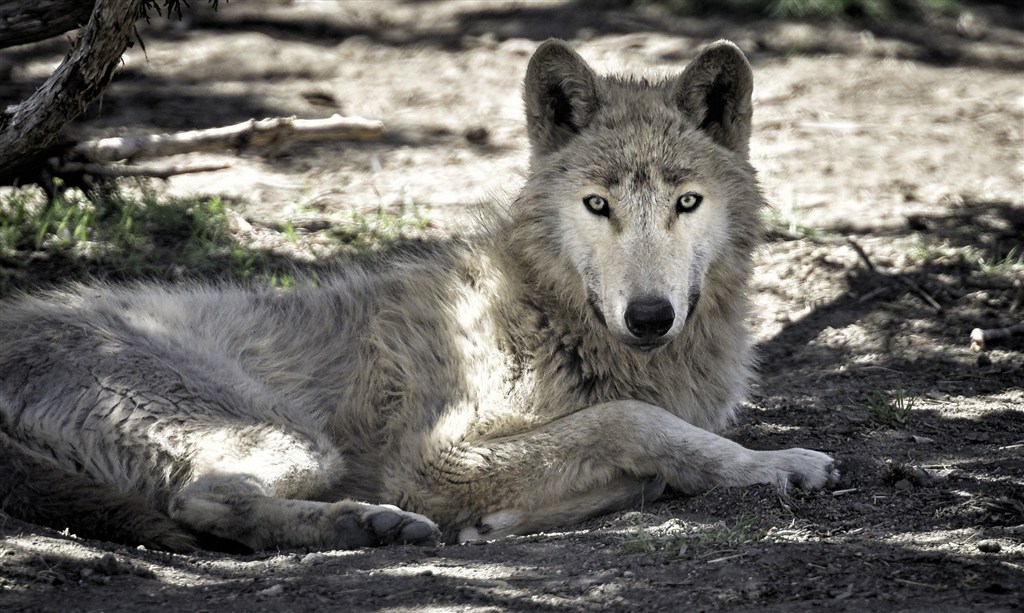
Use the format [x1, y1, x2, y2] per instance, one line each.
[0, 0, 140, 181]
[0, 0, 96, 49]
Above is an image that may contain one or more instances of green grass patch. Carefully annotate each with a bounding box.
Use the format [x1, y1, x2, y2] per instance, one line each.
[867, 386, 916, 426]
[975, 245, 1023, 276]
[907, 238, 946, 265]
[0, 185, 300, 295]
[623, 516, 767, 555]
[0, 185, 433, 296]
[330, 205, 431, 255]
[763, 206, 823, 240]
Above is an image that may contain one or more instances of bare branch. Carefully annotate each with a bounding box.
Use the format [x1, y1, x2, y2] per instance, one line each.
[847, 238, 942, 312]
[72, 115, 387, 163]
[58, 161, 233, 179]
[0, 0, 141, 173]
[970, 323, 1024, 352]
[0, 0, 95, 49]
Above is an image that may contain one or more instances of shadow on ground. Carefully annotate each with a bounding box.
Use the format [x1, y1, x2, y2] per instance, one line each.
[2, 505, 1021, 611]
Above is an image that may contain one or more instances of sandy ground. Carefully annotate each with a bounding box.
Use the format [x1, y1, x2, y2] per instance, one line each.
[1, 1, 1022, 611]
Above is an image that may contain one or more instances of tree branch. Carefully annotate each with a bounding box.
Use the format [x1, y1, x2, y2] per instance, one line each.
[0, 0, 141, 174]
[59, 161, 233, 179]
[71, 114, 386, 163]
[0, 0, 96, 49]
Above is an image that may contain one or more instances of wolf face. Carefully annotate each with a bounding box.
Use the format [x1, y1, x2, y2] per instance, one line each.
[521, 40, 757, 349]
[560, 165, 728, 349]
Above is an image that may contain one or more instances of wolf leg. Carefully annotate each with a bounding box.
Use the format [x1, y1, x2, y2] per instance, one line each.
[170, 476, 439, 551]
[0, 430, 198, 552]
[415, 400, 837, 539]
[168, 425, 440, 551]
[458, 475, 666, 541]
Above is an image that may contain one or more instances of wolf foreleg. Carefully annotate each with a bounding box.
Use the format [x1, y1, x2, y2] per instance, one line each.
[417, 400, 837, 541]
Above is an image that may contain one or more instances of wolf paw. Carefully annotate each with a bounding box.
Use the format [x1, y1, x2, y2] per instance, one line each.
[761, 448, 840, 492]
[365, 504, 441, 545]
[326, 501, 441, 549]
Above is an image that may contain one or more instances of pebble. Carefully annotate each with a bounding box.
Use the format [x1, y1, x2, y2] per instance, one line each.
[300, 552, 325, 565]
[259, 584, 285, 597]
[977, 540, 1001, 553]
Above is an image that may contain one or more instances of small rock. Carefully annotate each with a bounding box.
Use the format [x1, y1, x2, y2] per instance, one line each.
[622, 570, 635, 578]
[894, 479, 913, 492]
[300, 552, 325, 566]
[977, 540, 1001, 553]
[258, 584, 285, 597]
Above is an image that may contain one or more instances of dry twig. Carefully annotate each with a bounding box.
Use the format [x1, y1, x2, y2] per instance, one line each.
[71, 114, 386, 163]
[969, 323, 1024, 351]
[58, 161, 233, 179]
[846, 238, 943, 312]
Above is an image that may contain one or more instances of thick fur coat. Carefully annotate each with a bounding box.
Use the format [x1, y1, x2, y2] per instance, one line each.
[0, 40, 837, 552]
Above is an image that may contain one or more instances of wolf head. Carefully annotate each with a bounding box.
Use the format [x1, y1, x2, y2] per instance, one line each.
[516, 39, 763, 351]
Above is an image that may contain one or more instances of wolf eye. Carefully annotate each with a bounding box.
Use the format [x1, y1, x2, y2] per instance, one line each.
[675, 192, 703, 214]
[583, 194, 610, 217]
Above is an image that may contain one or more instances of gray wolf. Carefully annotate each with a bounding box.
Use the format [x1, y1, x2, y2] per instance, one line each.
[0, 39, 838, 552]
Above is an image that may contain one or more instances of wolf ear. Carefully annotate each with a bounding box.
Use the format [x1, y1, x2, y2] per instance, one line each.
[524, 39, 599, 157]
[672, 41, 754, 158]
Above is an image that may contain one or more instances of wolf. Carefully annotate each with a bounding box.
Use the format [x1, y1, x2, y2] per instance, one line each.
[0, 39, 838, 553]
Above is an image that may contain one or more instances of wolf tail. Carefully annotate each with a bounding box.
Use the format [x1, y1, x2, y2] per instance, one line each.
[0, 430, 197, 553]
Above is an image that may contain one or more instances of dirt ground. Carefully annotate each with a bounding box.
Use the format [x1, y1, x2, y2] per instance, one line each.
[1, 1, 1023, 611]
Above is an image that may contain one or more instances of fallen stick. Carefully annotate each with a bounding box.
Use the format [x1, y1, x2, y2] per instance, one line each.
[847, 238, 942, 312]
[58, 161, 233, 179]
[71, 114, 386, 163]
[846, 237, 877, 274]
[970, 323, 1024, 351]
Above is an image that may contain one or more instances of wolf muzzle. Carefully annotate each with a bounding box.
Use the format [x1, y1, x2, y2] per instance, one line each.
[624, 296, 675, 342]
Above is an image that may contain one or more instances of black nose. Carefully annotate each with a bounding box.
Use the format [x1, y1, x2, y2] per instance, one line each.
[624, 296, 675, 339]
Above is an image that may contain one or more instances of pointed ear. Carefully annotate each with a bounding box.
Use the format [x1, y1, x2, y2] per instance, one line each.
[672, 41, 754, 158]
[524, 39, 599, 157]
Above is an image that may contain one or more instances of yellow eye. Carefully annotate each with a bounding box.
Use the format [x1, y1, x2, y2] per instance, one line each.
[676, 191, 703, 214]
[583, 194, 610, 217]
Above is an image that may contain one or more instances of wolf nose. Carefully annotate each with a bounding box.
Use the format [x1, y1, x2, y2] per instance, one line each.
[624, 296, 675, 339]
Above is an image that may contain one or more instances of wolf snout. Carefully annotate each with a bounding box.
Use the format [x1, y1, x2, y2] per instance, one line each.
[624, 296, 675, 341]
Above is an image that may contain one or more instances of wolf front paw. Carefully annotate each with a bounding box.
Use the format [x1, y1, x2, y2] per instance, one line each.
[325, 501, 441, 549]
[759, 448, 839, 492]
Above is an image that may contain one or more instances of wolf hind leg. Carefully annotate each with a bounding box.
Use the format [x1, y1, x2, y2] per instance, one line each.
[170, 476, 439, 551]
[170, 424, 440, 550]
[0, 431, 197, 552]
